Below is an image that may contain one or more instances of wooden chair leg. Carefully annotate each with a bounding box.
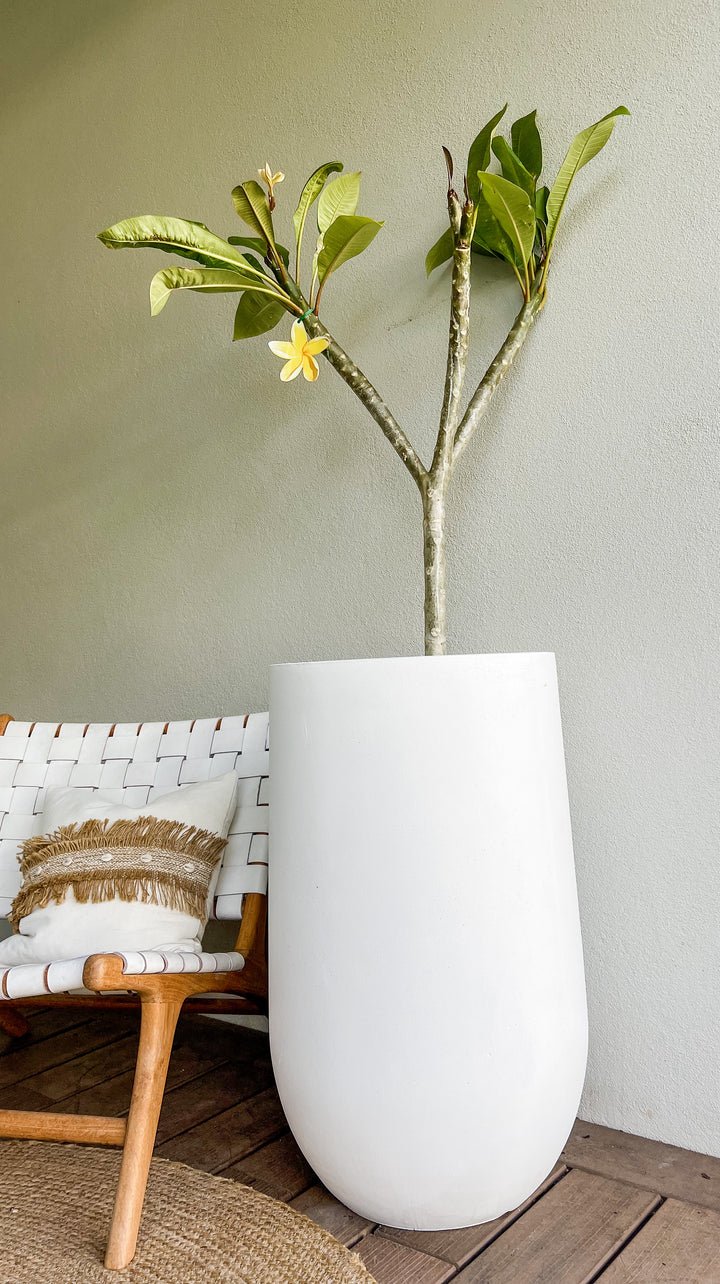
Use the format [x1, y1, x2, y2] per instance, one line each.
[104, 994, 183, 1271]
[0, 1004, 29, 1038]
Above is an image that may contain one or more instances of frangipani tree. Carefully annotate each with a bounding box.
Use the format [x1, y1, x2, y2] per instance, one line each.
[99, 105, 628, 655]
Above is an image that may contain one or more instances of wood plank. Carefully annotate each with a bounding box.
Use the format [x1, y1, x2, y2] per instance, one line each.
[50, 1044, 264, 1127]
[453, 1168, 660, 1283]
[598, 1198, 720, 1282]
[154, 1057, 275, 1144]
[0, 1013, 137, 1088]
[13, 1018, 270, 1121]
[356, 1235, 455, 1284]
[564, 1119, 720, 1214]
[0, 1006, 93, 1056]
[155, 1085, 287, 1171]
[289, 1184, 374, 1248]
[0, 1032, 141, 1111]
[377, 1164, 567, 1266]
[221, 1131, 315, 1201]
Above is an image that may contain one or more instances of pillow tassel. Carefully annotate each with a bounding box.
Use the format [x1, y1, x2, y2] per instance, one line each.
[10, 815, 228, 930]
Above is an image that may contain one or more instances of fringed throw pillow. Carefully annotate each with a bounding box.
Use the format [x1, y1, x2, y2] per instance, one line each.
[0, 771, 237, 967]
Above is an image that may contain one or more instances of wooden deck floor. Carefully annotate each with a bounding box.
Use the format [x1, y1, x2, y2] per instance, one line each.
[2, 1008, 720, 1282]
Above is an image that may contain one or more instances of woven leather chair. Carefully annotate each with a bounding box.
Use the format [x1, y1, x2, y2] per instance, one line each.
[0, 712, 269, 1269]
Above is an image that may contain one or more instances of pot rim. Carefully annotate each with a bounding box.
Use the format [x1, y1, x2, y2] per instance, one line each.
[271, 650, 556, 671]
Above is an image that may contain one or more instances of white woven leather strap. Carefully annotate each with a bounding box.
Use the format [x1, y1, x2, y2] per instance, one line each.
[0, 949, 245, 1002]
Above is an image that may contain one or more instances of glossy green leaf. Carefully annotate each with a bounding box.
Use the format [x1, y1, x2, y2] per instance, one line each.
[472, 191, 518, 264]
[233, 291, 286, 340]
[228, 235, 290, 267]
[317, 172, 361, 235]
[149, 266, 284, 316]
[98, 215, 252, 273]
[231, 181, 277, 249]
[470, 239, 495, 260]
[316, 215, 384, 287]
[466, 106, 507, 202]
[476, 172, 535, 266]
[491, 136, 536, 200]
[510, 110, 543, 178]
[546, 106, 630, 247]
[310, 234, 324, 290]
[292, 161, 343, 266]
[425, 227, 454, 276]
[535, 185, 549, 225]
[226, 247, 269, 275]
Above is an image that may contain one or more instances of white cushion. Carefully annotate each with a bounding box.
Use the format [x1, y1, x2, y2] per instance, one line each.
[0, 772, 237, 968]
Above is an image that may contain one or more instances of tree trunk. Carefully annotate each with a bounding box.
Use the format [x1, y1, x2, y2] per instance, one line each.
[423, 482, 447, 656]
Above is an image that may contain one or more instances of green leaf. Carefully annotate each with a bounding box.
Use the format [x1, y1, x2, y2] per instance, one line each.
[425, 227, 454, 276]
[233, 291, 286, 340]
[535, 185, 549, 225]
[472, 192, 518, 264]
[310, 234, 324, 289]
[231, 181, 277, 249]
[510, 110, 543, 179]
[491, 136, 536, 201]
[470, 238, 496, 260]
[466, 106, 507, 202]
[228, 235, 290, 267]
[292, 161, 343, 267]
[317, 172, 361, 234]
[316, 215, 384, 288]
[149, 266, 284, 316]
[98, 215, 252, 273]
[546, 106, 630, 247]
[476, 172, 535, 267]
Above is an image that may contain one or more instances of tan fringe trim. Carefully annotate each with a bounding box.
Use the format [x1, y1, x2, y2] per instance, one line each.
[10, 816, 227, 930]
[18, 816, 227, 875]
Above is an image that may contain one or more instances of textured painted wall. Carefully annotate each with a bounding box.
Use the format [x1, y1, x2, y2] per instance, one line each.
[1, 0, 718, 1155]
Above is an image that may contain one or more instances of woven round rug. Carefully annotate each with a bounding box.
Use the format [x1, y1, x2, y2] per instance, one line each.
[0, 1140, 378, 1284]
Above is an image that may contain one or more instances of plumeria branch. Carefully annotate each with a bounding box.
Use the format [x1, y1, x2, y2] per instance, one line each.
[305, 311, 428, 489]
[98, 106, 628, 655]
[452, 288, 545, 467]
[282, 279, 428, 488]
[431, 188, 474, 479]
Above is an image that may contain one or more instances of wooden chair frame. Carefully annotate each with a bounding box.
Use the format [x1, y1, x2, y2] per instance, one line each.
[0, 713, 268, 1270]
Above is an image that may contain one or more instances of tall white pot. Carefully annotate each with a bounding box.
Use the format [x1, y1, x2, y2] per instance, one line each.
[269, 653, 587, 1228]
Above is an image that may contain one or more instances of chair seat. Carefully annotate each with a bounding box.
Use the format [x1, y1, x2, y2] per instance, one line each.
[0, 949, 245, 1001]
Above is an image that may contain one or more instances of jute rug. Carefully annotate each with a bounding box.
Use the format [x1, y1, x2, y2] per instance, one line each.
[0, 1140, 378, 1284]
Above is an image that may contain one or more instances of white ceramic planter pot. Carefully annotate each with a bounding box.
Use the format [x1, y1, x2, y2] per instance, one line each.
[269, 653, 587, 1229]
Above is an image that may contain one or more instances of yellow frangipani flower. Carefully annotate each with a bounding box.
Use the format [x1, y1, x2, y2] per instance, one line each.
[269, 320, 329, 383]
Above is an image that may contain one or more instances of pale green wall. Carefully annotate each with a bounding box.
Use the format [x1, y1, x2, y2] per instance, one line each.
[2, 0, 719, 1156]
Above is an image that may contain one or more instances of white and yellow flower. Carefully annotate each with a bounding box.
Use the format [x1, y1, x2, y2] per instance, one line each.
[269, 320, 329, 383]
[258, 163, 284, 208]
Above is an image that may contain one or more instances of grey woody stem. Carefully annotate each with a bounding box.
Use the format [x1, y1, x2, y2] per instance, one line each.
[431, 197, 473, 479]
[283, 255, 544, 657]
[294, 303, 427, 491]
[423, 196, 474, 656]
[452, 291, 544, 466]
[421, 476, 448, 655]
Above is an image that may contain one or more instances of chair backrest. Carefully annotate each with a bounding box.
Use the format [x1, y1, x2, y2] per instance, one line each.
[0, 714, 269, 921]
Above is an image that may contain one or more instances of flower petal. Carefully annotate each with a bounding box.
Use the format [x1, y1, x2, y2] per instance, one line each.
[280, 356, 303, 382]
[304, 337, 329, 356]
[302, 354, 320, 381]
[290, 320, 308, 350]
[268, 341, 295, 358]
